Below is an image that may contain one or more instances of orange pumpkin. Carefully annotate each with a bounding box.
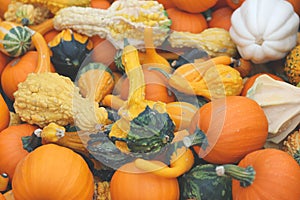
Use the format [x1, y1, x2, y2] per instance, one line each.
[0, 51, 11, 78]
[0, 0, 11, 18]
[110, 161, 180, 200]
[171, 0, 218, 13]
[0, 124, 37, 180]
[240, 73, 284, 96]
[208, 6, 233, 31]
[0, 193, 5, 200]
[1, 51, 54, 100]
[212, 0, 228, 10]
[156, 0, 176, 9]
[231, 148, 300, 199]
[166, 7, 208, 33]
[0, 93, 9, 132]
[90, 36, 118, 72]
[91, 0, 111, 9]
[43, 29, 60, 43]
[12, 144, 94, 200]
[120, 68, 176, 103]
[189, 96, 268, 164]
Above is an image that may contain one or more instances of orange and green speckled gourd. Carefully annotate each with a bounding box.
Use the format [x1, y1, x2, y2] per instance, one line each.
[284, 45, 300, 85]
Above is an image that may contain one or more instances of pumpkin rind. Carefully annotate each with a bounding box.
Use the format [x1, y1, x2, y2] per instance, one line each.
[12, 144, 94, 200]
[0, 21, 32, 57]
[0, 93, 9, 132]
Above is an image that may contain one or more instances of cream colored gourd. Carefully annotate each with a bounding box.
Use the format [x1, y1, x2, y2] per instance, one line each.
[246, 75, 300, 144]
[230, 0, 299, 64]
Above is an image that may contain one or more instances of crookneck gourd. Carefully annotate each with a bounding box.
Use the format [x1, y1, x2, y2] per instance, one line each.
[13, 29, 109, 131]
[167, 55, 244, 99]
[53, 0, 171, 49]
[246, 74, 300, 144]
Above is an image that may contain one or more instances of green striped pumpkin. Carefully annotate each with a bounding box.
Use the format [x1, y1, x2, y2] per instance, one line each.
[0, 21, 32, 57]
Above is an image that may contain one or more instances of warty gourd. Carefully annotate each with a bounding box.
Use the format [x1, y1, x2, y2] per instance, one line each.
[13, 72, 109, 131]
[53, 0, 171, 49]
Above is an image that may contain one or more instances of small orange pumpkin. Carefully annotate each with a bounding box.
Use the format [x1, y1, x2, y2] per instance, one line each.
[208, 6, 233, 31]
[91, 0, 111, 9]
[189, 96, 268, 164]
[110, 161, 180, 200]
[12, 144, 94, 200]
[166, 7, 208, 33]
[1, 51, 55, 100]
[0, 93, 9, 132]
[0, 124, 37, 180]
[171, 0, 218, 13]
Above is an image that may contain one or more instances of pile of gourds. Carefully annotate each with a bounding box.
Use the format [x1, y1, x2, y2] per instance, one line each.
[0, 0, 300, 199]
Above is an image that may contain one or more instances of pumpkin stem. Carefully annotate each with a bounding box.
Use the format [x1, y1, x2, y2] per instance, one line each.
[21, 129, 43, 152]
[182, 127, 208, 150]
[216, 164, 256, 187]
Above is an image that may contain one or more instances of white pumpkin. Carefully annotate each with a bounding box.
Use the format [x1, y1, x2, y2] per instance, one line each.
[230, 0, 300, 64]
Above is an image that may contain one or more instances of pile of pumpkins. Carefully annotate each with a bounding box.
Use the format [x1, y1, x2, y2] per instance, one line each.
[0, 0, 300, 200]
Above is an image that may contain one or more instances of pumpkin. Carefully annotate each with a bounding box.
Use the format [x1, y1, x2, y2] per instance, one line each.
[179, 164, 232, 200]
[0, 0, 11, 18]
[0, 124, 37, 180]
[156, 0, 176, 9]
[241, 73, 284, 96]
[229, 0, 300, 64]
[284, 44, 300, 85]
[218, 148, 300, 200]
[212, 0, 228, 10]
[188, 96, 269, 164]
[120, 67, 176, 103]
[0, 193, 5, 200]
[0, 21, 32, 57]
[171, 0, 218, 13]
[208, 6, 233, 31]
[110, 161, 180, 200]
[166, 7, 208, 33]
[1, 51, 54, 101]
[0, 93, 9, 132]
[76, 62, 115, 102]
[12, 144, 94, 200]
[0, 51, 11, 78]
[48, 28, 93, 81]
[91, 0, 111, 9]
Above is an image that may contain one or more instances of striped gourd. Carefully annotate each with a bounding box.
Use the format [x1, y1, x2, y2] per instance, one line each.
[0, 21, 32, 57]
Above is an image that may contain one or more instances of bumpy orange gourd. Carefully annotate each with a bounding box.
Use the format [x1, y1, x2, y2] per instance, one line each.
[166, 7, 208, 33]
[171, 0, 217, 13]
[0, 124, 37, 179]
[12, 144, 94, 200]
[189, 96, 269, 164]
[110, 161, 180, 200]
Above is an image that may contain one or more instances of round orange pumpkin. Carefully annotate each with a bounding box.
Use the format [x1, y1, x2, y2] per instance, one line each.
[189, 96, 268, 164]
[1, 51, 55, 100]
[0, 51, 11, 78]
[208, 6, 233, 31]
[0, 124, 37, 180]
[232, 148, 300, 200]
[156, 0, 176, 9]
[120, 68, 176, 103]
[0, 93, 9, 132]
[171, 0, 218, 13]
[12, 144, 94, 200]
[110, 161, 180, 200]
[166, 7, 208, 33]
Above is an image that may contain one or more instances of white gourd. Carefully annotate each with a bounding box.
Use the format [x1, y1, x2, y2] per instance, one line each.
[246, 75, 300, 144]
[230, 0, 299, 64]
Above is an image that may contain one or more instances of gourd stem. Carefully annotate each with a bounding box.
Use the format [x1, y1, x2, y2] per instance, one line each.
[217, 164, 256, 187]
[182, 127, 208, 150]
[21, 129, 43, 152]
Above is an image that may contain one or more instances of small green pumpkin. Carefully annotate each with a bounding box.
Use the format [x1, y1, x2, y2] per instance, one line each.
[179, 164, 232, 200]
[284, 44, 300, 85]
[0, 21, 32, 57]
[48, 28, 93, 81]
